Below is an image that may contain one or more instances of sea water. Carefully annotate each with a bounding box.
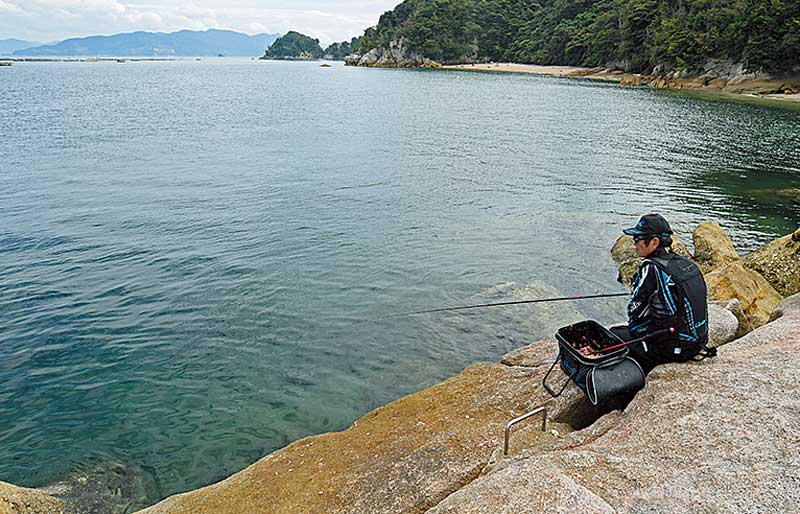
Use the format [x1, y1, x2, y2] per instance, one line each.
[1, 59, 798, 507]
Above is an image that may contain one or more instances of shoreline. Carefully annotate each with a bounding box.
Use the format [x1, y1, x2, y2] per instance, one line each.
[442, 62, 800, 104]
[1, 225, 798, 513]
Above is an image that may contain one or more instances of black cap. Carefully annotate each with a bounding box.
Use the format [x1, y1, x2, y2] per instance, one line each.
[623, 213, 673, 237]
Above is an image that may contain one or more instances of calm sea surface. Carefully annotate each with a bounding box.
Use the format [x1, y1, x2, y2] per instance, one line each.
[1, 59, 798, 507]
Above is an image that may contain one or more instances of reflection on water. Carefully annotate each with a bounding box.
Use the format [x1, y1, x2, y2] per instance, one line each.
[0, 60, 797, 507]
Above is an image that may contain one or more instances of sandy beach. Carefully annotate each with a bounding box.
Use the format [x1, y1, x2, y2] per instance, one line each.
[442, 62, 591, 76]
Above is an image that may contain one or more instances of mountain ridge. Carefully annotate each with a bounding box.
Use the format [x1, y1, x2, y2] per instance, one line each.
[13, 29, 280, 57]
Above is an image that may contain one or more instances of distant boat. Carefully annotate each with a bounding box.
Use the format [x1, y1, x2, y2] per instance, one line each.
[116, 59, 126, 63]
[0, 61, 12, 66]
[320, 63, 332, 68]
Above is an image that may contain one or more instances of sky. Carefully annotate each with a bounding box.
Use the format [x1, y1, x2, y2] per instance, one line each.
[0, 0, 399, 45]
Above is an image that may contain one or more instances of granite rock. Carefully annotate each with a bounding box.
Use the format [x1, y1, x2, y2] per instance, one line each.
[0, 481, 64, 514]
[706, 302, 738, 347]
[349, 39, 442, 68]
[705, 261, 783, 329]
[743, 227, 800, 297]
[425, 293, 800, 514]
[711, 298, 751, 338]
[692, 221, 740, 273]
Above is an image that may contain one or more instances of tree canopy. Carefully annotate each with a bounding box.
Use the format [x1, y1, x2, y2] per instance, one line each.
[263, 31, 323, 59]
[355, 0, 800, 73]
[324, 37, 361, 60]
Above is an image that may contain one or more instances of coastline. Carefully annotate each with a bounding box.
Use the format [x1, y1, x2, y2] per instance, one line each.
[1, 225, 798, 513]
[133, 224, 800, 513]
[442, 62, 800, 104]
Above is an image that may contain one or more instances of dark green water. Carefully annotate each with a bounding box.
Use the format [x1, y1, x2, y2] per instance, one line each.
[0, 59, 797, 508]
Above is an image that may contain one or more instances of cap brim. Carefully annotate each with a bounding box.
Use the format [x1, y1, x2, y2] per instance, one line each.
[623, 228, 649, 236]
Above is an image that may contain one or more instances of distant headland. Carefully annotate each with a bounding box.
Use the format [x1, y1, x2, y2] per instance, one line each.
[341, 0, 800, 101]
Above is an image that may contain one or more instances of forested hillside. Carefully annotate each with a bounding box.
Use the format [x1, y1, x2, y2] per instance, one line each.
[356, 0, 800, 73]
[324, 38, 361, 60]
[262, 31, 323, 59]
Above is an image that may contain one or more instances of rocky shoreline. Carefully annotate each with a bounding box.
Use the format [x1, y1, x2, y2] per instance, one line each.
[2, 223, 798, 513]
[440, 63, 800, 103]
[343, 45, 800, 103]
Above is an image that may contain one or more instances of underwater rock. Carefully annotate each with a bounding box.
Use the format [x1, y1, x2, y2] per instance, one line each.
[135, 363, 562, 514]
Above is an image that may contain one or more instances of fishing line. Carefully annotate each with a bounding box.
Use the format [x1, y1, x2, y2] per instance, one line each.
[389, 291, 629, 318]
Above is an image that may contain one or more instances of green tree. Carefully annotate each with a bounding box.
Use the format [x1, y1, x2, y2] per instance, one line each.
[352, 0, 800, 73]
[263, 31, 324, 59]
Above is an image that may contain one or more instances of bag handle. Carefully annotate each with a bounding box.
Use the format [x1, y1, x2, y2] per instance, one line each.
[542, 352, 573, 398]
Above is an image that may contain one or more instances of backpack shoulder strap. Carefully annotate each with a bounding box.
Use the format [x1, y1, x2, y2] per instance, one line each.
[643, 254, 672, 272]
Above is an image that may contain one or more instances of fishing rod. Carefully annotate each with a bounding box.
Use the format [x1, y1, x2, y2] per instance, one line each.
[393, 291, 629, 317]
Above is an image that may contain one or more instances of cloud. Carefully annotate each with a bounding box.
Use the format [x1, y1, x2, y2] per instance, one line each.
[0, 0, 23, 14]
[0, 0, 398, 44]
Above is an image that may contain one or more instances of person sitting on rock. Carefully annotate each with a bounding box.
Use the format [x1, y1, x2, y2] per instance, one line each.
[611, 213, 715, 374]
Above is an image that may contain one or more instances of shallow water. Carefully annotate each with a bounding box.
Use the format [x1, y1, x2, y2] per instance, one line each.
[1, 59, 798, 507]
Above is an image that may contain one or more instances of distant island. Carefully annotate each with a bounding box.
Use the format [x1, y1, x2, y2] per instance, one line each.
[261, 31, 323, 60]
[260, 31, 360, 61]
[12, 29, 279, 57]
[0, 39, 42, 55]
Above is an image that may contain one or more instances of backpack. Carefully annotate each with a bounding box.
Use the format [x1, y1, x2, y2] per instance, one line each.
[646, 253, 716, 359]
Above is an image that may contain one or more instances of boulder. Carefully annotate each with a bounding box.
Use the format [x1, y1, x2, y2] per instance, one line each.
[500, 339, 555, 367]
[705, 261, 783, 329]
[611, 235, 691, 285]
[358, 48, 380, 66]
[743, 228, 800, 297]
[711, 298, 751, 338]
[354, 39, 442, 68]
[619, 74, 643, 86]
[344, 53, 361, 66]
[0, 481, 64, 514]
[692, 221, 740, 272]
[706, 302, 738, 347]
[425, 293, 800, 514]
[770, 292, 800, 322]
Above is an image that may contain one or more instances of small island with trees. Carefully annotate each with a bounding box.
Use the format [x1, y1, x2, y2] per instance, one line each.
[261, 32, 361, 62]
[261, 31, 323, 60]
